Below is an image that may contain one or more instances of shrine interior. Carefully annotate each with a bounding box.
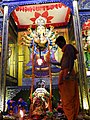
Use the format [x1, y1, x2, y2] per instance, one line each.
[0, 0, 90, 119]
[6, 3, 75, 102]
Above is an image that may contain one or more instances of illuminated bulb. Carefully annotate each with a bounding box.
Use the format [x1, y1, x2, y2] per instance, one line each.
[20, 110, 24, 118]
[37, 58, 43, 65]
[83, 98, 89, 110]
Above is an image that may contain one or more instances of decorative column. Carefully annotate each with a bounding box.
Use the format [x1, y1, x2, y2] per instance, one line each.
[73, 0, 90, 112]
[1, 5, 9, 112]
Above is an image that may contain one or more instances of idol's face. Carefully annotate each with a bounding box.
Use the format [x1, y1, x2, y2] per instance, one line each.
[37, 25, 45, 34]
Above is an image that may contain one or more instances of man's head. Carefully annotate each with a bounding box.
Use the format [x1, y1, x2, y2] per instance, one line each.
[55, 36, 66, 49]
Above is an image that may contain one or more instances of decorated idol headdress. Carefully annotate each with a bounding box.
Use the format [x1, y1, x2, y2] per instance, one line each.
[35, 16, 46, 26]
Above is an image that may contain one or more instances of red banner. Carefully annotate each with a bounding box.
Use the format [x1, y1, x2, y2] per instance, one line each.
[16, 3, 66, 12]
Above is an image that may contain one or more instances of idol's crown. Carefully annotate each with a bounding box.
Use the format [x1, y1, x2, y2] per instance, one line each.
[35, 16, 46, 26]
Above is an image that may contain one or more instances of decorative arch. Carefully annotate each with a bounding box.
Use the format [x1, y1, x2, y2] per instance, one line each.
[0, 0, 90, 113]
[2, 0, 73, 17]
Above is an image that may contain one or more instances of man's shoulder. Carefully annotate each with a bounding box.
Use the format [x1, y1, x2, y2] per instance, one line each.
[62, 44, 75, 52]
[65, 44, 74, 50]
[66, 44, 73, 47]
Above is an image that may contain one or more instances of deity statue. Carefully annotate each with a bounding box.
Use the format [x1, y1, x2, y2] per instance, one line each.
[21, 16, 60, 77]
[22, 17, 58, 55]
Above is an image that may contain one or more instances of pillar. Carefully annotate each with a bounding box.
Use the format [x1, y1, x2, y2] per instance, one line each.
[73, 0, 90, 112]
[1, 5, 9, 112]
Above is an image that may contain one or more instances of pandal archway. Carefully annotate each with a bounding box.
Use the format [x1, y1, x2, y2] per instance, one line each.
[0, 0, 73, 112]
[1, 0, 89, 114]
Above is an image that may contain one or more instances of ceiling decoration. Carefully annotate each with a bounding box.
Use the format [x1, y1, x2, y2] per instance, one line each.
[12, 2, 71, 29]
